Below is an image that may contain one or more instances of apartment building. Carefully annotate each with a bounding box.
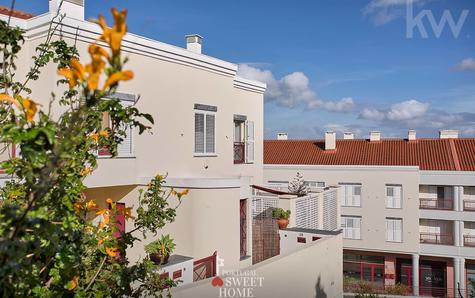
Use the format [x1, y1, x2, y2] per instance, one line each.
[264, 130, 475, 297]
[0, 0, 266, 272]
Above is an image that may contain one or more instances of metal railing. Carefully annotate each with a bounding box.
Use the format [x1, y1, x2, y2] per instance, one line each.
[419, 198, 453, 210]
[420, 232, 453, 245]
[464, 235, 475, 247]
[463, 200, 475, 211]
[233, 142, 245, 164]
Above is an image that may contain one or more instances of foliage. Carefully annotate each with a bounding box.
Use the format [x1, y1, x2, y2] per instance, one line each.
[0, 4, 186, 297]
[384, 283, 410, 295]
[288, 172, 309, 196]
[272, 208, 291, 220]
[145, 235, 176, 256]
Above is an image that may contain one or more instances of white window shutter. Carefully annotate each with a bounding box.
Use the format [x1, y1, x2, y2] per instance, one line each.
[394, 186, 402, 208]
[116, 101, 133, 157]
[353, 186, 361, 206]
[245, 120, 254, 163]
[117, 124, 133, 157]
[194, 113, 205, 153]
[205, 114, 215, 153]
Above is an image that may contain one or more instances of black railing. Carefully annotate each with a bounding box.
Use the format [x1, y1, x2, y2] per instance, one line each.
[234, 142, 245, 164]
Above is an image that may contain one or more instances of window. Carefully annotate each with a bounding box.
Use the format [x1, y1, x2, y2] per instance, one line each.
[244, 120, 254, 163]
[340, 183, 362, 207]
[386, 185, 402, 208]
[240, 199, 247, 258]
[194, 111, 215, 155]
[305, 181, 325, 188]
[233, 118, 245, 163]
[341, 216, 361, 239]
[98, 102, 134, 158]
[386, 218, 402, 242]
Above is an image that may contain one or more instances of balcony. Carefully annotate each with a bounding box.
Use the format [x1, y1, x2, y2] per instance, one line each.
[464, 235, 475, 247]
[233, 142, 245, 164]
[419, 198, 453, 210]
[464, 200, 475, 211]
[419, 232, 453, 245]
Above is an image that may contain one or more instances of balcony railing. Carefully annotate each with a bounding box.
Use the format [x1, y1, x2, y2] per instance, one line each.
[464, 235, 475, 247]
[420, 232, 453, 245]
[233, 142, 245, 164]
[419, 198, 453, 210]
[463, 200, 475, 211]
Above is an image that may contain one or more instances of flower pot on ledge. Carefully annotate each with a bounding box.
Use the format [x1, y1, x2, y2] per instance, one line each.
[277, 218, 289, 229]
[150, 252, 170, 265]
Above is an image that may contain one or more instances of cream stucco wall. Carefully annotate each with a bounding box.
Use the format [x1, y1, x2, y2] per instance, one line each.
[264, 165, 421, 254]
[172, 233, 343, 298]
[85, 185, 250, 271]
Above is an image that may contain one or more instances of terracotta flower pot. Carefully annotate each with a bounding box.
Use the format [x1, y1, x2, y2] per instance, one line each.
[277, 218, 289, 229]
[150, 252, 170, 265]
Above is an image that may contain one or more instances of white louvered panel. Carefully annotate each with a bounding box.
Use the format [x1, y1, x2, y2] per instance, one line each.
[117, 124, 133, 157]
[295, 196, 318, 229]
[323, 190, 338, 231]
[205, 114, 215, 153]
[194, 113, 205, 153]
[251, 196, 278, 219]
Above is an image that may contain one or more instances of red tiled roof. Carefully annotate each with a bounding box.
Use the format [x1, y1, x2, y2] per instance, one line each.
[264, 138, 475, 171]
[0, 6, 34, 20]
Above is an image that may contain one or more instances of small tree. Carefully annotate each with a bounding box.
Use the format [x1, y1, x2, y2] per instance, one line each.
[0, 3, 186, 297]
[288, 172, 309, 196]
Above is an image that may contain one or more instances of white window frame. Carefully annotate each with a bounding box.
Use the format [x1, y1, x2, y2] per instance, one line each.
[194, 110, 216, 156]
[340, 183, 362, 207]
[386, 218, 403, 243]
[386, 184, 402, 209]
[306, 181, 326, 188]
[341, 216, 361, 240]
[97, 99, 135, 159]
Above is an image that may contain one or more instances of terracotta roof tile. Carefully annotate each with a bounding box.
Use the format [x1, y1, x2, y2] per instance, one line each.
[0, 6, 34, 20]
[264, 138, 475, 171]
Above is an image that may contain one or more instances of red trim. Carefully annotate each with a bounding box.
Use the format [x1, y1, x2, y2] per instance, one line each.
[251, 184, 289, 195]
[172, 270, 182, 279]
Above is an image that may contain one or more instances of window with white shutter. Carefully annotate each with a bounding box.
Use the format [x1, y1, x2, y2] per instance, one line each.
[194, 111, 216, 155]
[97, 100, 134, 158]
[386, 185, 402, 209]
[340, 183, 362, 207]
[341, 216, 361, 239]
[245, 120, 254, 163]
[386, 218, 402, 242]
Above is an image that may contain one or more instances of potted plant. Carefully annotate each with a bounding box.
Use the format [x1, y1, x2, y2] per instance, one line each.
[145, 235, 176, 265]
[272, 208, 291, 229]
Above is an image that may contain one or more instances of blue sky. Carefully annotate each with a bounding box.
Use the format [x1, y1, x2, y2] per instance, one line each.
[3, 0, 475, 139]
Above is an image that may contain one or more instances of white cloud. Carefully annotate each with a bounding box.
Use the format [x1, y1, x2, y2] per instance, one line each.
[237, 64, 355, 112]
[455, 58, 475, 71]
[387, 99, 429, 120]
[307, 97, 355, 112]
[363, 0, 426, 25]
[359, 99, 429, 121]
[360, 108, 386, 121]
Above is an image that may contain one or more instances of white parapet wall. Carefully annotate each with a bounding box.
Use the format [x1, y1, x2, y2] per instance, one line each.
[171, 232, 343, 298]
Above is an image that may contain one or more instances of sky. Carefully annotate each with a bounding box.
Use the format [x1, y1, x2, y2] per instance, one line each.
[2, 0, 475, 139]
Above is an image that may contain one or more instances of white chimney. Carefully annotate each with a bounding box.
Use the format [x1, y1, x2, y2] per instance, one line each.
[408, 130, 416, 141]
[325, 131, 336, 150]
[343, 132, 354, 140]
[49, 0, 84, 20]
[186, 34, 203, 54]
[277, 133, 288, 140]
[370, 131, 381, 142]
[439, 130, 459, 139]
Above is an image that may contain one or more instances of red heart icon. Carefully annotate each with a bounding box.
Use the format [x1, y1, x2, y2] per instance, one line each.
[211, 276, 224, 287]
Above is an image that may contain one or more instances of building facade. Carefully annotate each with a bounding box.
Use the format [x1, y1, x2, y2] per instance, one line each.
[264, 130, 475, 297]
[1, 0, 266, 272]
